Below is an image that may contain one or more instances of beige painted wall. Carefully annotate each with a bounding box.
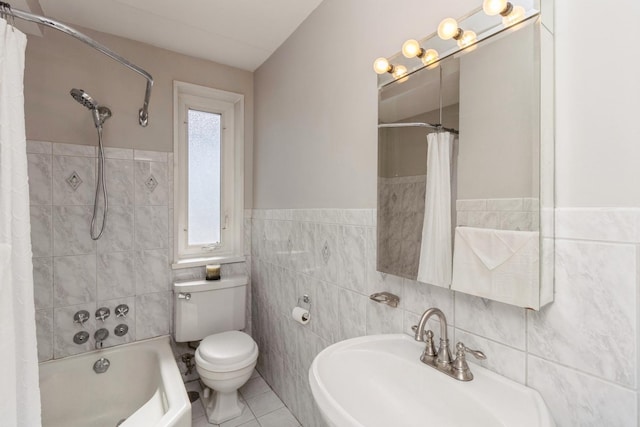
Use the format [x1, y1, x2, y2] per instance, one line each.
[253, 0, 479, 209]
[24, 24, 254, 206]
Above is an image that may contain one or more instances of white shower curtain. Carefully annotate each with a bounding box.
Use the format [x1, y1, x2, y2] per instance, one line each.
[417, 131, 454, 288]
[0, 19, 42, 426]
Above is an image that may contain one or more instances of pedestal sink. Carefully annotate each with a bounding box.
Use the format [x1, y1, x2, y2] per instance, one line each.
[309, 334, 555, 427]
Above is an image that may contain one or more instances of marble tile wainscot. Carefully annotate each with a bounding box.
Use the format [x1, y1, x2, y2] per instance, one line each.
[249, 208, 639, 427]
[30, 140, 174, 361]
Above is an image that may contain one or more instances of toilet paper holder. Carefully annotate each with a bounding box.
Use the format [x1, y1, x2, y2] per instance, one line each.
[297, 295, 311, 311]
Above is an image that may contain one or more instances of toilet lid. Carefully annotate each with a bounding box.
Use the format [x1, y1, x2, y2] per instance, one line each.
[196, 331, 258, 372]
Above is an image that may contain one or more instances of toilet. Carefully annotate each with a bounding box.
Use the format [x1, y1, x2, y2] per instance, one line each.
[173, 276, 258, 424]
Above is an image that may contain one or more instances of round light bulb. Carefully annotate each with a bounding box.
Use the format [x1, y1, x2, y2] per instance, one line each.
[483, 0, 508, 16]
[421, 49, 439, 65]
[438, 18, 459, 40]
[503, 5, 526, 26]
[457, 30, 477, 48]
[373, 57, 391, 74]
[392, 65, 408, 79]
[402, 39, 422, 59]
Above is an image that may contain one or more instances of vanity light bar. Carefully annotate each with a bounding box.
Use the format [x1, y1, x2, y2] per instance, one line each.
[373, 1, 527, 77]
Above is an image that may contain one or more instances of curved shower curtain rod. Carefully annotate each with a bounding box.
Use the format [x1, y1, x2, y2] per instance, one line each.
[0, 2, 154, 127]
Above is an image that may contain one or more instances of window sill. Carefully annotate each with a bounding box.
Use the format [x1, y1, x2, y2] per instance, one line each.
[171, 255, 246, 270]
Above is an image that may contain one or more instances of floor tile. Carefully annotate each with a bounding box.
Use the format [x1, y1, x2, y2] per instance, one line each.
[238, 421, 260, 427]
[246, 390, 284, 418]
[240, 377, 271, 399]
[257, 407, 300, 427]
[220, 404, 256, 427]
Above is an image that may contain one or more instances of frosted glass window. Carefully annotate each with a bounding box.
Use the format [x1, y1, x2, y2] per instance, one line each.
[187, 109, 221, 246]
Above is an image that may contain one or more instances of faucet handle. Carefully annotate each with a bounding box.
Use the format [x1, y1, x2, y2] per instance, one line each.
[455, 342, 486, 360]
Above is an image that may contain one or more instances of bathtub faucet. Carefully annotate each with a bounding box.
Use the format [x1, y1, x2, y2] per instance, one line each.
[93, 357, 110, 374]
[94, 328, 109, 349]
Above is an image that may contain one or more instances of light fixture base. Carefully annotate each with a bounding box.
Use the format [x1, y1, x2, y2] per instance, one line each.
[452, 28, 464, 40]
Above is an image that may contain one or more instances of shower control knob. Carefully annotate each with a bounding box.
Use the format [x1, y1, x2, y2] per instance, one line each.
[95, 307, 110, 322]
[73, 331, 90, 344]
[73, 310, 90, 328]
[114, 324, 129, 337]
[115, 304, 129, 318]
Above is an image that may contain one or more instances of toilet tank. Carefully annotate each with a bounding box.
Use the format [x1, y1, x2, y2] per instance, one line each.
[173, 276, 247, 342]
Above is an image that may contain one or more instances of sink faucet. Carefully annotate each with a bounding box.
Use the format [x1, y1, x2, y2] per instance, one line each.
[414, 307, 486, 381]
[414, 307, 452, 367]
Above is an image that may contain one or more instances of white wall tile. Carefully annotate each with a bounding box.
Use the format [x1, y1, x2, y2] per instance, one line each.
[528, 356, 637, 427]
[134, 160, 168, 206]
[105, 159, 134, 206]
[134, 249, 170, 295]
[454, 292, 526, 350]
[33, 257, 53, 310]
[52, 155, 96, 205]
[555, 208, 639, 242]
[528, 240, 637, 387]
[27, 153, 52, 205]
[97, 251, 135, 300]
[30, 205, 52, 257]
[134, 205, 169, 250]
[35, 309, 53, 362]
[454, 329, 526, 384]
[53, 205, 95, 256]
[96, 205, 134, 253]
[135, 292, 171, 340]
[27, 140, 52, 154]
[52, 143, 95, 157]
[53, 254, 97, 307]
[133, 149, 168, 162]
[337, 225, 366, 293]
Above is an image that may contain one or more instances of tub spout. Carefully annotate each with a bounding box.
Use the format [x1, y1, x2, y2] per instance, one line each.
[94, 328, 109, 349]
[93, 357, 110, 374]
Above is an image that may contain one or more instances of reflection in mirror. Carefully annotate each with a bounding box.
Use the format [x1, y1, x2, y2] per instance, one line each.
[377, 18, 553, 309]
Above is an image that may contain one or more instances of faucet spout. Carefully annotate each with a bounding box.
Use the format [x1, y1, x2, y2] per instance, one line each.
[415, 307, 452, 367]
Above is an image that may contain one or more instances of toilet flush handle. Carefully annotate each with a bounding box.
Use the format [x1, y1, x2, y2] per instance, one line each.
[178, 292, 191, 300]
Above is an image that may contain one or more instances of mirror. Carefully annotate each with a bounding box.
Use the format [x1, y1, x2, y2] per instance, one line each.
[377, 17, 554, 309]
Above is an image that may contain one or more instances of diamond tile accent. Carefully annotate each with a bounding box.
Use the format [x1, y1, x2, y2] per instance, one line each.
[65, 171, 83, 191]
[144, 175, 158, 192]
[321, 240, 331, 264]
[287, 238, 293, 252]
[391, 192, 398, 203]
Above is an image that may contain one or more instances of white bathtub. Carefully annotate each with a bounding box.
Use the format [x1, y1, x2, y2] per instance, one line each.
[39, 336, 191, 427]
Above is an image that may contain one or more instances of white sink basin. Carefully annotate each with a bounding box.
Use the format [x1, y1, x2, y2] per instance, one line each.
[309, 334, 555, 427]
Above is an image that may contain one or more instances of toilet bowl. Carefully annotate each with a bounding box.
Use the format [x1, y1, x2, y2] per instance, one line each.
[173, 277, 259, 424]
[195, 330, 259, 424]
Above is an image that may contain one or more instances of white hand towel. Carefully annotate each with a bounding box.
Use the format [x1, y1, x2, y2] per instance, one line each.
[451, 227, 539, 308]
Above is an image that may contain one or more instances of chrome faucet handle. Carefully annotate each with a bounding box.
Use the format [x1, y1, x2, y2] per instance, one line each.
[95, 307, 110, 322]
[455, 342, 486, 360]
[419, 330, 438, 363]
[73, 310, 90, 328]
[452, 342, 486, 381]
[115, 304, 129, 318]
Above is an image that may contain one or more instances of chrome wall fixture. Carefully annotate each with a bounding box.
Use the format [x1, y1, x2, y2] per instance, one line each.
[373, 0, 536, 83]
[0, 1, 154, 126]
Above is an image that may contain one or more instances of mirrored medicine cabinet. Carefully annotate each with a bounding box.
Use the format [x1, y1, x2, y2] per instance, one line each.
[376, 8, 554, 310]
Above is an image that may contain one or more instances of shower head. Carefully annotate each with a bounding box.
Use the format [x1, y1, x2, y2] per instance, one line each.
[70, 88, 98, 110]
[70, 88, 111, 128]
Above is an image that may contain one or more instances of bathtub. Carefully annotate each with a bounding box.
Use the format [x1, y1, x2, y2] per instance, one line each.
[39, 336, 191, 427]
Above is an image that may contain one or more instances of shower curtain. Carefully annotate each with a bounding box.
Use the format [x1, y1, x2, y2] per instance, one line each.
[417, 131, 454, 288]
[0, 18, 42, 426]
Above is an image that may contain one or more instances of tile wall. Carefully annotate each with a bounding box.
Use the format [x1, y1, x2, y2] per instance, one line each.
[28, 140, 248, 366]
[456, 197, 540, 231]
[249, 208, 638, 427]
[377, 176, 425, 279]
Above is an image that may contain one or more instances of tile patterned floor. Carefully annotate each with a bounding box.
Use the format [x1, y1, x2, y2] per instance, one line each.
[189, 370, 301, 427]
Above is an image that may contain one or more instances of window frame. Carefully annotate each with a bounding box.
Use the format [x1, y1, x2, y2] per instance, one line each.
[173, 81, 244, 266]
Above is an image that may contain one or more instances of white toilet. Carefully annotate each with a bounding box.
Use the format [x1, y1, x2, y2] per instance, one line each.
[173, 276, 258, 424]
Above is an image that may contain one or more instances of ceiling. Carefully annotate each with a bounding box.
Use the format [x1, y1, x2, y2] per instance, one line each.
[13, 0, 324, 71]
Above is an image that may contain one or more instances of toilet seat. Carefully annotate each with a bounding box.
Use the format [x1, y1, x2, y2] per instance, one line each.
[196, 331, 258, 372]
